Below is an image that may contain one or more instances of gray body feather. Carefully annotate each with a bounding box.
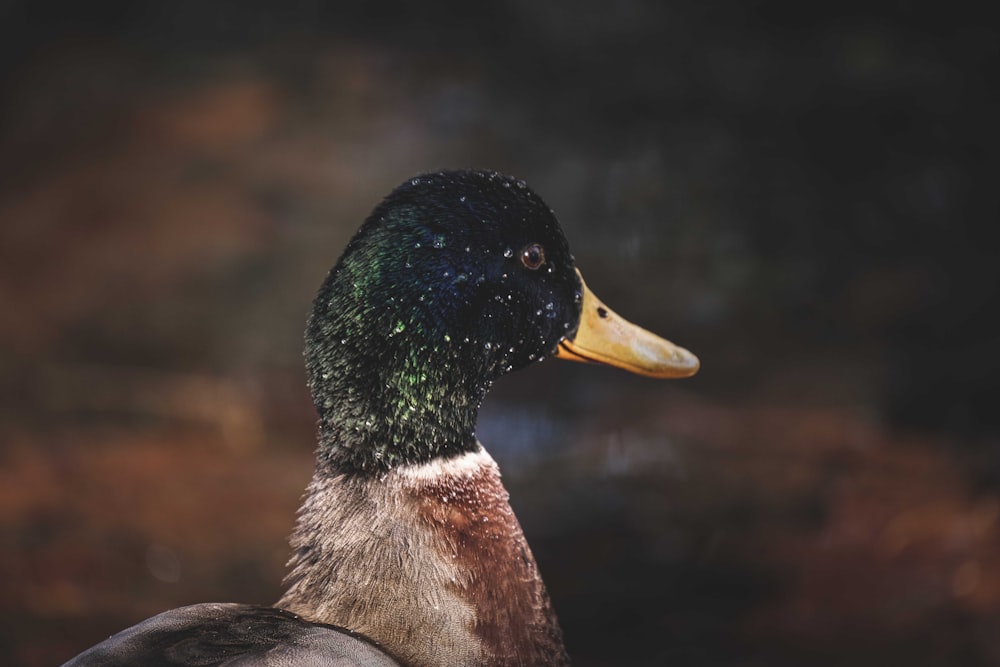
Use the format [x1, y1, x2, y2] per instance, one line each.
[62, 603, 400, 667]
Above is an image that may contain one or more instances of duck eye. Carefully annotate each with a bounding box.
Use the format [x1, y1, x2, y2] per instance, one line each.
[520, 243, 545, 270]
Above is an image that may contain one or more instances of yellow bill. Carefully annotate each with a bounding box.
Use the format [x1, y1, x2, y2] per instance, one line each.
[554, 270, 699, 379]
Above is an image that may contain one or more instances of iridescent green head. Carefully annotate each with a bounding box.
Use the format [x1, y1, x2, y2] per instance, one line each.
[307, 170, 583, 473]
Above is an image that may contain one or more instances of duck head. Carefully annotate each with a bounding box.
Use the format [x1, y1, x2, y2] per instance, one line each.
[306, 170, 697, 473]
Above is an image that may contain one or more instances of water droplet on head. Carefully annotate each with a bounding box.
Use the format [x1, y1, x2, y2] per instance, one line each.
[414, 242, 421, 249]
[459, 195, 466, 202]
[411, 178, 421, 185]
[484, 342, 493, 351]
[503, 248, 514, 258]
[545, 302, 554, 310]
[433, 236, 445, 249]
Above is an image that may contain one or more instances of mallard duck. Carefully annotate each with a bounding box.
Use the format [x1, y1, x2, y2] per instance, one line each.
[64, 170, 698, 666]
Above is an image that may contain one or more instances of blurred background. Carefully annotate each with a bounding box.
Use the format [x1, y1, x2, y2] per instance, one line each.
[2, 1, 998, 664]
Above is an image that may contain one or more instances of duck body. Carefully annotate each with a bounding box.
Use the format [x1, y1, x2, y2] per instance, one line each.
[280, 447, 565, 666]
[64, 170, 698, 666]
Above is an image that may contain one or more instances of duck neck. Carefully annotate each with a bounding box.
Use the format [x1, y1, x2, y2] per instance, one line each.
[308, 335, 493, 474]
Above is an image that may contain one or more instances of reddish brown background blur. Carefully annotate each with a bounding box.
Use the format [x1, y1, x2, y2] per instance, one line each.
[2, 2, 999, 665]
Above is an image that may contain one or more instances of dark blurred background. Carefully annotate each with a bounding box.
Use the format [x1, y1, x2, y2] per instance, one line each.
[2, 1, 999, 665]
